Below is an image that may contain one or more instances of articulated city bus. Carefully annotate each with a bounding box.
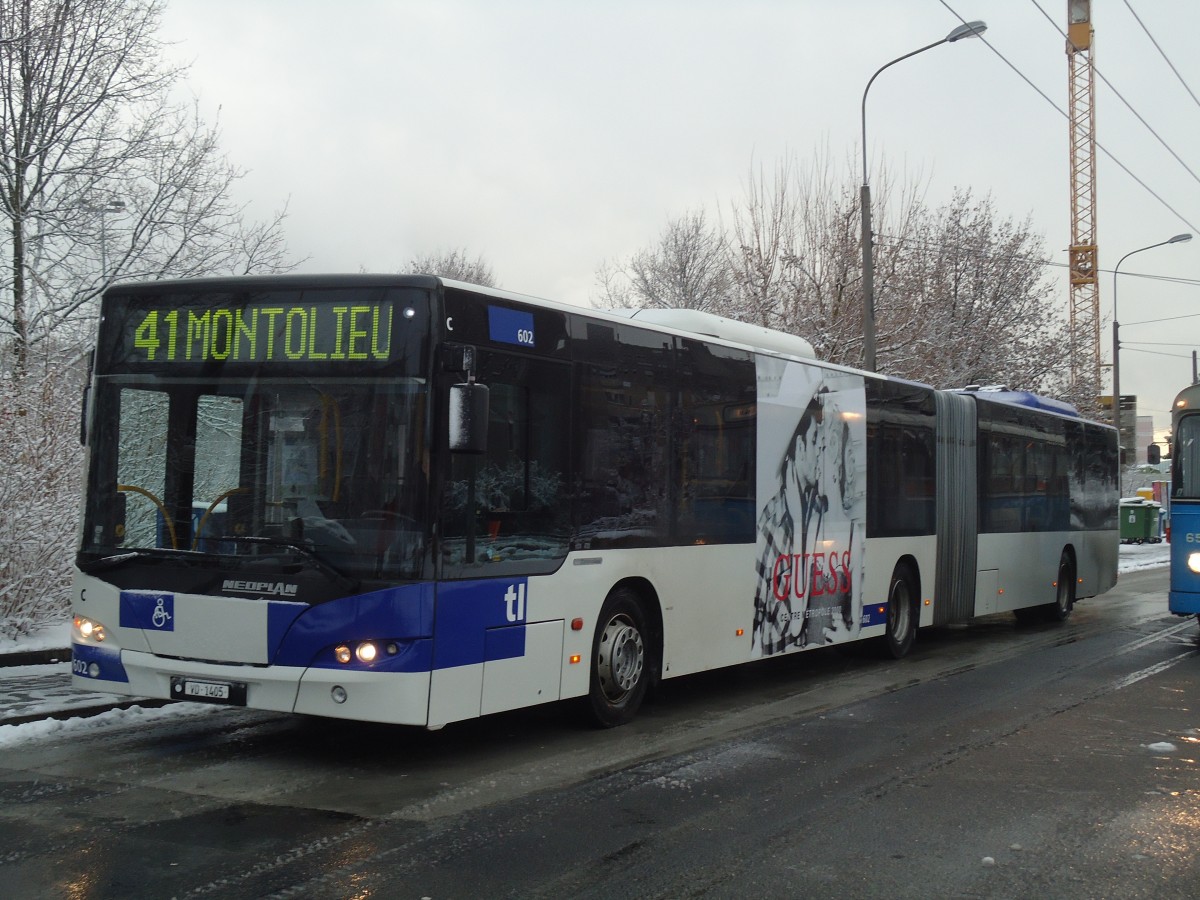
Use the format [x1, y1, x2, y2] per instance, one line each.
[71, 275, 1119, 727]
[1169, 383, 1200, 620]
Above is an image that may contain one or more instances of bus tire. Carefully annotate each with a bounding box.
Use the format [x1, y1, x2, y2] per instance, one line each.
[588, 587, 650, 728]
[1044, 551, 1075, 623]
[882, 562, 918, 659]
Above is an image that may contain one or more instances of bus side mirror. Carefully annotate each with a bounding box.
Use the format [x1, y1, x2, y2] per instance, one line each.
[1148, 444, 1162, 465]
[80, 383, 90, 445]
[449, 382, 489, 454]
[80, 349, 95, 445]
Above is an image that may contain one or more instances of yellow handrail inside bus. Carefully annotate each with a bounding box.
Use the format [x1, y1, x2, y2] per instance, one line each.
[192, 487, 249, 550]
[117, 483, 178, 550]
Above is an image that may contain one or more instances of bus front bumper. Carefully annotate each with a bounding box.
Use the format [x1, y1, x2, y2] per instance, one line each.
[72, 647, 433, 726]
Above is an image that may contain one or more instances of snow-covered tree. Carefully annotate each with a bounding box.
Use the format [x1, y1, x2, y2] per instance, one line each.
[880, 188, 1064, 392]
[0, 345, 85, 636]
[0, 0, 296, 632]
[0, 0, 294, 374]
[596, 150, 1072, 400]
[723, 153, 927, 365]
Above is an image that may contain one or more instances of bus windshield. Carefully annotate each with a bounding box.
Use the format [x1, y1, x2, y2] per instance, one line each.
[1175, 412, 1200, 499]
[79, 375, 430, 582]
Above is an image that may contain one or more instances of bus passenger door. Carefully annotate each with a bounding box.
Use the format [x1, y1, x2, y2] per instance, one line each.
[429, 348, 570, 726]
[425, 580, 566, 727]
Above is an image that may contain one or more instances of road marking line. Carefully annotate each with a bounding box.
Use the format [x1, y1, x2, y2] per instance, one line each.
[1110, 649, 1197, 691]
[1113, 619, 1197, 657]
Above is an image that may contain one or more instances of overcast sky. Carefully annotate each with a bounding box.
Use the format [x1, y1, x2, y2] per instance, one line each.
[158, 0, 1200, 439]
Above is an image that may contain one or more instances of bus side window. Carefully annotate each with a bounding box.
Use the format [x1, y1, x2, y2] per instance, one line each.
[573, 325, 672, 548]
[675, 340, 756, 545]
[441, 351, 570, 575]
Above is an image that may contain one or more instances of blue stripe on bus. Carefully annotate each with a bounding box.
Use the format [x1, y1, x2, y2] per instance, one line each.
[484, 623, 527, 662]
[860, 602, 889, 628]
[306, 636, 434, 673]
[432, 579, 528, 669]
[271, 579, 528, 671]
[267, 600, 307, 652]
[273, 582, 435, 668]
[114, 580, 531, 673]
[72, 642, 129, 683]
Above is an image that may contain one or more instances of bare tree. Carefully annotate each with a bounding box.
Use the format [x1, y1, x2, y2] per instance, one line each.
[724, 151, 927, 368]
[597, 150, 1074, 401]
[0, 0, 294, 374]
[881, 189, 1064, 393]
[0, 0, 295, 631]
[594, 209, 730, 313]
[403, 248, 496, 287]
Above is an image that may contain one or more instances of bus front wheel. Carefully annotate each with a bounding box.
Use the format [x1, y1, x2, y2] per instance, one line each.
[588, 587, 650, 727]
[882, 562, 918, 659]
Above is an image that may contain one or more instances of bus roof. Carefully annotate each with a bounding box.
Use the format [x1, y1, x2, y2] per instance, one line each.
[103, 275, 1087, 419]
[953, 386, 1081, 418]
[611, 308, 816, 359]
[1173, 383, 1200, 413]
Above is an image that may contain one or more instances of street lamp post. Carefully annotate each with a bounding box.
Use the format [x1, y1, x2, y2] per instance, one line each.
[860, 19, 987, 372]
[80, 198, 126, 275]
[1112, 232, 1192, 493]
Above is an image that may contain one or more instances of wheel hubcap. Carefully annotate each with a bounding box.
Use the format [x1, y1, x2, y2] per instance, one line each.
[598, 614, 644, 701]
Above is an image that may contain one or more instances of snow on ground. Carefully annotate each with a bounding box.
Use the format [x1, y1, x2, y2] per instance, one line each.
[0, 620, 70, 654]
[1117, 541, 1171, 574]
[0, 701, 228, 749]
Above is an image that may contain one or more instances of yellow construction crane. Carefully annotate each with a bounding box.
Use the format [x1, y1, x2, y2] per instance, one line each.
[1066, 2, 1101, 403]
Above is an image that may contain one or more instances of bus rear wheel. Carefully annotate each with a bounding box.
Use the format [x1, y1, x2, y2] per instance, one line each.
[882, 562, 918, 659]
[1045, 552, 1075, 623]
[588, 587, 650, 728]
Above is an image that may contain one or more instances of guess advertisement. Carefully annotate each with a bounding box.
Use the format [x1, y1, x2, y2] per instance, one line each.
[752, 359, 867, 656]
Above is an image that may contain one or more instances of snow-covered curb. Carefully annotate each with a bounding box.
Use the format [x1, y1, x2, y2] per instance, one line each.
[0, 621, 71, 653]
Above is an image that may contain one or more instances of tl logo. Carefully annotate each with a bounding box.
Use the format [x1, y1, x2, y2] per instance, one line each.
[503, 583, 527, 623]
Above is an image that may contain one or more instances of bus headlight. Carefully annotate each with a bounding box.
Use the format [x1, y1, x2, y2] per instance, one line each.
[355, 642, 377, 663]
[333, 640, 400, 665]
[1188, 552, 1200, 574]
[73, 615, 107, 644]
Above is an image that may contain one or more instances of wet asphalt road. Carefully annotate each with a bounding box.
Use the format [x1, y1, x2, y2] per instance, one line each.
[1, 567, 1198, 898]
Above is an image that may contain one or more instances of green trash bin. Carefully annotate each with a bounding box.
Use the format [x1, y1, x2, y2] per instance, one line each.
[1120, 500, 1159, 544]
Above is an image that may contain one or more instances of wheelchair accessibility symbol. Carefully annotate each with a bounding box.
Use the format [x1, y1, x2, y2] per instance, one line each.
[152, 597, 173, 629]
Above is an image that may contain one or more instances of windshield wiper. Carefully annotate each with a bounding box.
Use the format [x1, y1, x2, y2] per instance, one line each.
[77, 548, 213, 574]
[215, 535, 361, 592]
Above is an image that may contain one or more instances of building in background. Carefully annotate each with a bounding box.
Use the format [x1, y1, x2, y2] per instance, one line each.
[1137, 414, 1154, 465]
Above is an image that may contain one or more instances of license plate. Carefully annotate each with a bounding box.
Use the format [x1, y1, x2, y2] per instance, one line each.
[170, 676, 247, 706]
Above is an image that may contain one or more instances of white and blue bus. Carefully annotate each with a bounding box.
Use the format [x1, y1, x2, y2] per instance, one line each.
[72, 275, 1119, 728]
[1169, 383, 1200, 620]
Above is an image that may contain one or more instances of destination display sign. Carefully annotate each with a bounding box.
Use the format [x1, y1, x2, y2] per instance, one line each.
[127, 302, 396, 364]
[100, 286, 432, 374]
